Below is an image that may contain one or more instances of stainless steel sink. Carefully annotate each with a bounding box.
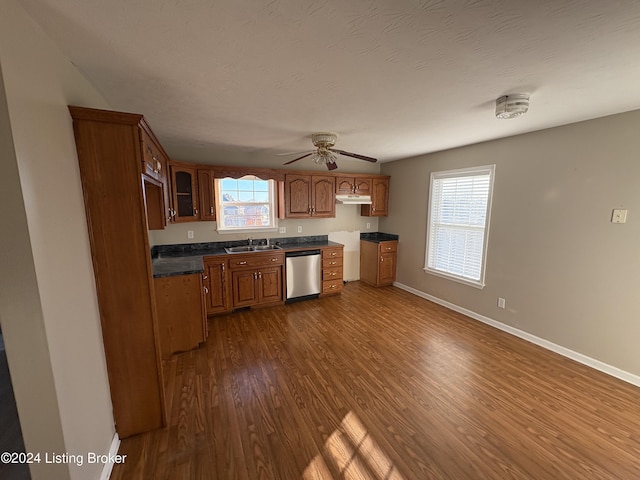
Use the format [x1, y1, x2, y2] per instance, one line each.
[224, 244, 282, 253]
[252, 245, 283, 251]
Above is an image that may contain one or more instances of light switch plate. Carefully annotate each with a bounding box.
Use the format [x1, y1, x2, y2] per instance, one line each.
[611, 209, 628, 224]
[279, 227, 286, 233]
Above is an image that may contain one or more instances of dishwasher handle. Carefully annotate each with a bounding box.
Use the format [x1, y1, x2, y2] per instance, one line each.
[285, 249, 321, 258]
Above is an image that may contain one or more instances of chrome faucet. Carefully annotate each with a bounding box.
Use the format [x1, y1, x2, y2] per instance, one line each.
[247, 237, 253, 246]
[266, 238, 270, 247]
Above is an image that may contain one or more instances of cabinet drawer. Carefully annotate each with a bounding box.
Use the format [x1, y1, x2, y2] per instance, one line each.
[322, 279, 343, 294]
[228, 252, 285, 269]
[322, 247, 343, 259]
[322, 257, 343, 269]
[378, 241, 398, 253]
[322, 267, 343, 281]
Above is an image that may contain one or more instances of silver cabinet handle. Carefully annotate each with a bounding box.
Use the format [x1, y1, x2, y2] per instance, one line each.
[210, 206, 214, 215]
[203, 286, 209, 294]
[271, 257, 278, 262]
[238, 261, 247, 265]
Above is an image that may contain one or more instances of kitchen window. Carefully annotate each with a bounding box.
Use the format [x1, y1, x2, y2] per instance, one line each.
[215, 175, 277, 232]
[424, 165, 495, 288]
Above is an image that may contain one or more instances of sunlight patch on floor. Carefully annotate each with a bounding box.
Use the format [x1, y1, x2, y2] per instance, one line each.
[303, 411, 405, 479]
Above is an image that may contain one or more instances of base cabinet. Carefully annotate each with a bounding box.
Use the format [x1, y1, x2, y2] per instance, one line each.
[203, 257, 231, 315]
[321, 246, 344, 295]
[229, 252, 285, 308]
[154, 274, 207, 359]
[360, 240, 397, 286]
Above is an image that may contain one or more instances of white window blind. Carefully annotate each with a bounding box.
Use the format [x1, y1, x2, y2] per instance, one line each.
[424, 165, 495, 288]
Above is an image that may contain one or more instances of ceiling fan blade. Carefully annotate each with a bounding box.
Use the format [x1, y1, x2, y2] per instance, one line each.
[329, 148, 378, 163]
[277, 150, 313, 156]
[326, 161, 338, 171]
[283, 152, 313, 165]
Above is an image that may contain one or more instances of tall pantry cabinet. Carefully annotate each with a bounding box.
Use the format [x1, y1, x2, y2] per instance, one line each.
[69, 106, 166, 438]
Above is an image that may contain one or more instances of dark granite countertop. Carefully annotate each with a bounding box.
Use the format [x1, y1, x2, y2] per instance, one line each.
[151, 235, 343, 277]
[360, 232, 399, 243]
[152, 256, 205, 278]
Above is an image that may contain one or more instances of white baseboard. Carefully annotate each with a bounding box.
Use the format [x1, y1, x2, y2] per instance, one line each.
[393, 282, 640, 388]
[100, 433, 121, 480]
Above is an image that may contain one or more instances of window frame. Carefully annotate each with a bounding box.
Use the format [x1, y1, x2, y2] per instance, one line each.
[214, 175, 278, 234]
[424, 164, 495, 289]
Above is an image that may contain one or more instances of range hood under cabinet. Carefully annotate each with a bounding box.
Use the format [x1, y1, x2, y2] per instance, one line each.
[335, 194, 372, 205]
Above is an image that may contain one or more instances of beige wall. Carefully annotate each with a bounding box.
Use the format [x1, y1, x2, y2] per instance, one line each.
[0, 1, 115, 479]
[149, 203, 379, 246]
[380, 110, 640, 377]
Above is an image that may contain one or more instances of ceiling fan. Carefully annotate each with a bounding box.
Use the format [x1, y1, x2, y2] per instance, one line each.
[279, 132, 377, 171]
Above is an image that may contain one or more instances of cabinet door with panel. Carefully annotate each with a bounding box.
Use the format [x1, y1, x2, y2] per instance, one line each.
[154, 273, 207, 359]
[285, 174, 336, 218]
[360, 240, 397, 286]
[229, 252, 285, 308]
[170, 161, 199, 222]
[203, 256, 231, 315]
[311, 175, 336, 217]
[336, 176, 372, 195]
[197, 168, 216, 221]
[361, 177, 389, 217]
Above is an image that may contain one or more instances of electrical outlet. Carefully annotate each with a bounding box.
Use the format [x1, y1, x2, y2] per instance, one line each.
[187, 230, 194, 239]
[497, 297, 506, 309]
[279, 226, 286, 234]
[297, 225, 302, 233]
[366, 222, 371, 229]
[611, 209, 628, 224]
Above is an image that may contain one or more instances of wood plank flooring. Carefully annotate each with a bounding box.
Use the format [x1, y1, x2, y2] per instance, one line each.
[111, 281, 640, 479]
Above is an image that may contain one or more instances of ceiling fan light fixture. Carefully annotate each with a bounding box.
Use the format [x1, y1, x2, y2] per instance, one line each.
[311, 132, 337, 148]
[495, 94, 530, 119]
[311, 149, 337, 166]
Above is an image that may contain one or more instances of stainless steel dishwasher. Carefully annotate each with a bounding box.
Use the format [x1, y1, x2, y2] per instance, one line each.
[285, 249, 322, 303]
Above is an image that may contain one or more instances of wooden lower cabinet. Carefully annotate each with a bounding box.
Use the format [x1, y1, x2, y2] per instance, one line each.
[360, 240, 398, 286]
[154, 273, 208, 359]
[228, 252, 285, 308]
[321, 246, 344, 295]
[203, 256, 231, 315]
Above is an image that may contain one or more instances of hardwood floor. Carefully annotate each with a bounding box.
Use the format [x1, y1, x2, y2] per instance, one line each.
[111, 281, 640, 479]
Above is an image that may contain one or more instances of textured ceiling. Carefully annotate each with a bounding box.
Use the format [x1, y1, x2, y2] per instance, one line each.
[17, 0, 640, 167]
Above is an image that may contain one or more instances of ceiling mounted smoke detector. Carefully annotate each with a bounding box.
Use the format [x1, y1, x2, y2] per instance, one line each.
[495, 94, 530, 119]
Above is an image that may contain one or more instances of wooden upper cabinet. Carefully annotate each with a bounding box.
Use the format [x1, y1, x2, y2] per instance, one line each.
[140, 128, 171, 230]
[285, 174, 336, 218]
[197, 168, 216, 221]
[169, 161, 199, 222]
[140, 129, 167, 183]
[361, 177, 389, 217]
[336, 176, 372, 195]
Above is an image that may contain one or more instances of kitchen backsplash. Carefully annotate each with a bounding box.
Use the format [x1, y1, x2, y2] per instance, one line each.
[148, 203, 379, 246]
